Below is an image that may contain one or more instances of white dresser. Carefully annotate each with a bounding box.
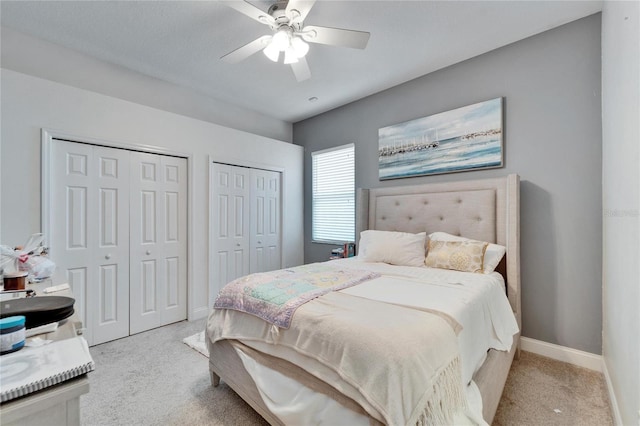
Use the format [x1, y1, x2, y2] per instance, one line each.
[0, 282, 89, 426]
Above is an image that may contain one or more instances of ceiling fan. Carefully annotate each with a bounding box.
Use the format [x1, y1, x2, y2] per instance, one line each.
[221, 0, 370, 82]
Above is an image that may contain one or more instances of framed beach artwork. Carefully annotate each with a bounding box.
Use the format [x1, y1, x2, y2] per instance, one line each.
[378, 97, 504, 180]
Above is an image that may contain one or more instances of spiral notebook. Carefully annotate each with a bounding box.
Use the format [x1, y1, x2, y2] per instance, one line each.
[0, 336, 95, 403]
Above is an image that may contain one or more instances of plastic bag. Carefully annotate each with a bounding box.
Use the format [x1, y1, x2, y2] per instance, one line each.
[20, 255, 56, 281]
[1, 233, 55, 281]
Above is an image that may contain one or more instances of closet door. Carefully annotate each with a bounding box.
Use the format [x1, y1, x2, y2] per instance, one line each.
[129, 153, 187, 334]
[211, 163, 251, 293]
[50, 140, 130, 346]
[250, 169, 281, 273]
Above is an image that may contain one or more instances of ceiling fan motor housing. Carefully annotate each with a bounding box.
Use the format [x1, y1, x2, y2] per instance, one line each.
[267, 1, 289, 16]
[268, 1, 303, 30]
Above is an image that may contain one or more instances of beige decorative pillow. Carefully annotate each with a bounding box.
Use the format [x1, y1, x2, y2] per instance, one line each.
[425, 240, 488, 273]
[429, 232, 506, 274]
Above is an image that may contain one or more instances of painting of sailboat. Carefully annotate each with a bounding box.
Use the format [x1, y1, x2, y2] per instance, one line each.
[378, 97, 503, 179]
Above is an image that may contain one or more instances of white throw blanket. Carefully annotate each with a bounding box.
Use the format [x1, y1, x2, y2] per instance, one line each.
[208, 291, 467, 425]
[332, 258, 520, 385]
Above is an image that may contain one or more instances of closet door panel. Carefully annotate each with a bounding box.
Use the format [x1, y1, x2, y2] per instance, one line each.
[265, 171, 281, 271]
[215, 252, 229, 301]
[130, 152, 162, 333]
[165, 257, 180, 308]
[212, 163, 250, 293]
[52, 141, 94, 342]
[98, 264, 118, 322]
[159, 156, 187, 326]
[141, 260, 157, 313]
[67, 267, 88, 335]
[93, 146, 131, 344]
[130, 153, 187, 333]
[250, 169, 281, 273]
[51, 141, 130, 346]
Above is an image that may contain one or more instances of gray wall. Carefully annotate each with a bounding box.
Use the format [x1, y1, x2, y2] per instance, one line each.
[293, 15, 603, 354]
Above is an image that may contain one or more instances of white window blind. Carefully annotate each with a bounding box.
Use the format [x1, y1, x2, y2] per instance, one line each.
[312, 144, 355, 243]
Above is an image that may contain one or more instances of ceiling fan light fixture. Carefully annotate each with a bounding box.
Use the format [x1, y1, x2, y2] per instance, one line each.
[272, 28, 291, 51]
[284, 48, 299, 64]
[263, 42, 280, 62]
[291, 36, 309, 58]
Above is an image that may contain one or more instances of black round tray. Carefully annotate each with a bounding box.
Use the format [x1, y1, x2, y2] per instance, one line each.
[0, 296, 75, 329]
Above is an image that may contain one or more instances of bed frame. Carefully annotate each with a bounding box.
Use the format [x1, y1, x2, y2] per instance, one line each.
[208, 174, 521, 424]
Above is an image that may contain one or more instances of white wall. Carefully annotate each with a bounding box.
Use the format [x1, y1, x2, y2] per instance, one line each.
[0, 69, 304, 320]
[1, 27, 292, 143]
[602, 1, 640, 425]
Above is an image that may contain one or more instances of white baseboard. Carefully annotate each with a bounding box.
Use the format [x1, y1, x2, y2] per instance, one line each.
[602, 361, 623, 426]
[519, 337, 602, 372]
[189, 306, 209, 321]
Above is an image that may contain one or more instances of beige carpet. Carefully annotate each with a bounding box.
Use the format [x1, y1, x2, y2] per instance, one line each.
[493, 351, 613, 425]
[82, 320, 613, 425]
[81, 319, 268, 426]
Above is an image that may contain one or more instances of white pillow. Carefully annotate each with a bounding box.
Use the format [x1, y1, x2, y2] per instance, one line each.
[359, 230, 427, 267]
[428, 231, 506, 274]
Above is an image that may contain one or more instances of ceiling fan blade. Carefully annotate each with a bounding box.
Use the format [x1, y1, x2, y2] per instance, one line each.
[291, 56, 311, 82]
[222, 1, 275, 26]
[301, 25, 370, 49]
[221, 35, 271, 64]
[285, 0, 316, 23]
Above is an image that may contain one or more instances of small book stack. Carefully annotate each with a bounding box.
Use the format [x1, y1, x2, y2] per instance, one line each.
[329, 243, 356, 260]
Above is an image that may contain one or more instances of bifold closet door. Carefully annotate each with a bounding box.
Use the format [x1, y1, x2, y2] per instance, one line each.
[250, 169, 281, 273]
[211, 163, 281, 294]
[129, 152, 187, 334]
[50, 140, 188, 345]
[211, 163, 251, 293]
[51, 140, 131, 346]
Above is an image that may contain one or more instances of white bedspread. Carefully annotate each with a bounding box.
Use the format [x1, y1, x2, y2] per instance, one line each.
[331, 258, 519, 384]
[237, 348, 487, 426]
[221, 259, 518, 425]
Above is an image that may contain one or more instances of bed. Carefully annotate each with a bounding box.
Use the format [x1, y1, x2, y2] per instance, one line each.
[206, 174, 521, 425]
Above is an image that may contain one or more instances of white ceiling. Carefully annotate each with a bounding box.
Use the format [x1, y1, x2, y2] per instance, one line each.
[1, 1, 602, 123]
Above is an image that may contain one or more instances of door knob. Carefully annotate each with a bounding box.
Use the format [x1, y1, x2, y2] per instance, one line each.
[146, 250, 151, 255]
[236, 243, 240, 247]
[105, 254, 111, 259]
[258, 241, 262, 244]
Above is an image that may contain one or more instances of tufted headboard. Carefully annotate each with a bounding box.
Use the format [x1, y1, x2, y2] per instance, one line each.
[356, 174, 521, 328]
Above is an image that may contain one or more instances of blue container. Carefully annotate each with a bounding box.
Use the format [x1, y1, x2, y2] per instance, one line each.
[0, 315, 26, 355]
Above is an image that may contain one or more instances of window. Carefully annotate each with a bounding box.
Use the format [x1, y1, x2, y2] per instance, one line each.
[312, 144, 355, 243]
